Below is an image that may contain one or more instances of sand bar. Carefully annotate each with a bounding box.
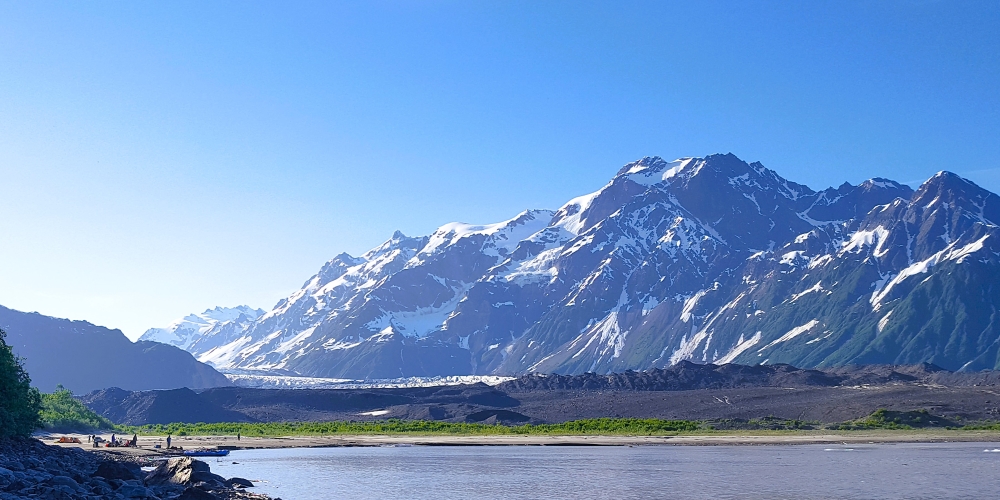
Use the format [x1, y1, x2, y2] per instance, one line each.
[38, 430, 1000, 457]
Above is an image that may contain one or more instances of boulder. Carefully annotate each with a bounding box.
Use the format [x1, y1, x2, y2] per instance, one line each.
[178, 486, 220, 499]
[145, 457, 225, 487]
[48, 474, 81, 490]
[0, 467, 15, 486]
[226, 476, 254, 489]
[93, 460, 139, 481]
[1, 460, 24, 472]
[118, 483, 153, 498]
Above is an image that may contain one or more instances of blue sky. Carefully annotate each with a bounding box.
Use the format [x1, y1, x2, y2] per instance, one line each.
[1, 1, 997, 339]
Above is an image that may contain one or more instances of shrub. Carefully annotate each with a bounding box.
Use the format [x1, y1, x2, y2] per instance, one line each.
[39, 386, 115, 432]
[0, 328, 41, 437]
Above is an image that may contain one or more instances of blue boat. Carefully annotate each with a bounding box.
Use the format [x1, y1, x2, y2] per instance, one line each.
[182, 449, 230, 457]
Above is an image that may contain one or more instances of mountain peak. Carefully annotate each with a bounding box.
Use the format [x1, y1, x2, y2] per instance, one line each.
[914, 170, 994, 203]
[860, 178, 907, 190]
[615, 156, 704, 187]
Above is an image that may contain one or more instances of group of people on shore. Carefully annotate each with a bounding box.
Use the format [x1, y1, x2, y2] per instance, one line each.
[86, 433, 138, 448]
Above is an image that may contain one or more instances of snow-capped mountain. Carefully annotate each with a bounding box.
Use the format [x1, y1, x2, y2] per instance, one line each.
[157, 154, 1000, 378]
[139, 306, 264, 354]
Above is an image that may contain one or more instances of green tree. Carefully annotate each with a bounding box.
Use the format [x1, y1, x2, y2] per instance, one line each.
[0, 328, 41, 437]
[40, 385, 114, 432]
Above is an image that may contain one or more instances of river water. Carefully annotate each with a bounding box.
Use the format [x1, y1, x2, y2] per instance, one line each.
[208, 442, 1000, 499]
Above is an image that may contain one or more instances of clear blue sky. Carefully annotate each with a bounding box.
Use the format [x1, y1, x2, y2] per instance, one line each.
[1, 1, 997, 339]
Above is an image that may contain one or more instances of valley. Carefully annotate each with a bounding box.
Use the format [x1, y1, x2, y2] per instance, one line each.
[78, 362, 1000, 428]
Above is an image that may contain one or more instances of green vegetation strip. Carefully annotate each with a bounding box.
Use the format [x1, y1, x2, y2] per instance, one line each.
[114, 418, 702, 436]
[33, 395, 1000, 437]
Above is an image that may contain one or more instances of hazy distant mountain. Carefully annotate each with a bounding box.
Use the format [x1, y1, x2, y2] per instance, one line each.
[139, 305, 264, 355]
[0, 305, 231, 393]
[159, 154, 1000, 378]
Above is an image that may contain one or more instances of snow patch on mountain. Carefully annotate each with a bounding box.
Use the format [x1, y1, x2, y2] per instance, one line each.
[758, 320, 821, 352]
[717, 332, 762, 364]
[140, 306, 264, 351]
[870, 234, 991, 311]
[623, 157, 700, 186]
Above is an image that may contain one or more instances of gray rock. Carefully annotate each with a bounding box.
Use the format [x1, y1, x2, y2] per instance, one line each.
[88, 478, 113, 496]
[29, 470, 53, 483]
[50, 484, 79, 497]
[0, 467, 14, 485]
[93, 460, 139, 481]
[145, 457, 224, 488]
[226, 477, 254, 488]
[118, 484, 152, 498]
[49, 475, 80, 489]
[177, 487, 218, 500]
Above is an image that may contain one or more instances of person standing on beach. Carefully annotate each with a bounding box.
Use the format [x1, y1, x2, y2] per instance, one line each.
[237, 431, 240, 441]
[132, 433, 138, 447]
[167, 434, 171, 448]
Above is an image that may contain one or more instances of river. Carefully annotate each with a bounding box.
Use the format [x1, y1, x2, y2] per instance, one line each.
[208, 442, 1000, 499]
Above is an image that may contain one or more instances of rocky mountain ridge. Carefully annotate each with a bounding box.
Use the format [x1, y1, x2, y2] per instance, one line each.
[156, 154, 1000, 378]
[0, 305, 231, 393]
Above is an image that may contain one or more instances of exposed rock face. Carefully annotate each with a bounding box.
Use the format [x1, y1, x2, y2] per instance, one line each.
[153, 154, 1000, 377]
[0, 306, 231, 393]
[0, 438, 266, 499]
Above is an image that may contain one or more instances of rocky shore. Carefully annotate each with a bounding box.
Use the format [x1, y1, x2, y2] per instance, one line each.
[0, 438, 272, 500]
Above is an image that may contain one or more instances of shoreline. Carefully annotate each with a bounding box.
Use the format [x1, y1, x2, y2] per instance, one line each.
[40, 430, 1000, 455]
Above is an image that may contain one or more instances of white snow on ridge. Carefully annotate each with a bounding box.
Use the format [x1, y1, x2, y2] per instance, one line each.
[413, 210, 553, 261]
[498, 246, 563, 285]
[871, 235, 991, 311]
[680, 289, 709, 323]
[552, 190, 602, 235]
[140, 306, 264, 351]
[808, 254, 833, 269]
[780, 251, 805, 266]
[668, 329, 712, 365]
[717, 332, 762, 364]
[758, 320, 820, 352]
[364, 282, 473, 338]
[790, 282, 824, 302]
[197, 335, 254, 369]
[624, 158, 700, 187]
[878, 310, 894, 333]
[841, 226, 891, 256]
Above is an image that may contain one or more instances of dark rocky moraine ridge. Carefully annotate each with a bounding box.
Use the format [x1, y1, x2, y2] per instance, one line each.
[81, 363, 1000, 426]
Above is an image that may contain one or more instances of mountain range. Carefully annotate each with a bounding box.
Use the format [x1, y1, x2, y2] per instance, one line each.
[0, 305, 230, 393]
[145, 153, 1000, 379]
